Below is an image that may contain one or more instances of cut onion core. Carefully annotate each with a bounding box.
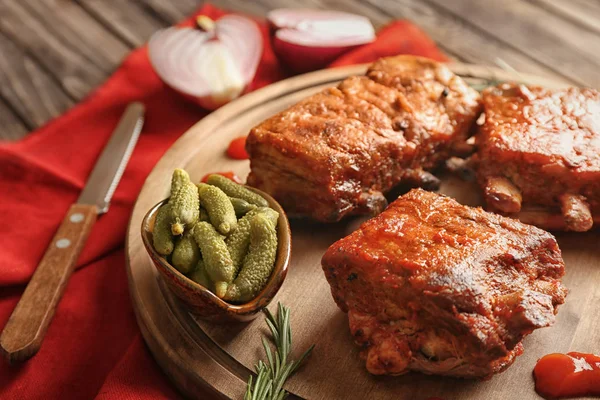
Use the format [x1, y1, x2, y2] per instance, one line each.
[148, 15, 263, 110]
[196, 15, 216, 32]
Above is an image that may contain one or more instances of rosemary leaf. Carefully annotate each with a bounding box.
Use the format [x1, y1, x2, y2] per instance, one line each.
[280, 310, 290, 364]
[265, 309, 278, 337]
[275, 391, 286, 400]
[262, 337, 274, 369]
[252, 365, 264, 400]
[272, 362, 295, 397]
[291, 344, 315, 374]
[265, 318, 279, 347]
[274, 351, 281, 379]
[256, 365, 272, 400]
[245, 375, 253, 400]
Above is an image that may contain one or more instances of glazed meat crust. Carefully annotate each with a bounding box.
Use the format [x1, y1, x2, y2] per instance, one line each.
[246, 56, 482, 222]
[474, 83, 600, 231]
[322, 189, 567, 378]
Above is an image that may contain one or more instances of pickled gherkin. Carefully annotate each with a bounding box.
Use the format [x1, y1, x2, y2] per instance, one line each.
[171, 228, 200, 274]
[225, 210, 256, 275]
[188, 259, 213, 291]
[226, 207, 278, 277]
[170, 168, 189, 195]
[206, 174, 268, 207]
[223, 214, 278, 303]
[192, 221, 235, 298]
[255, 207, 279, 227]
[229, 197, 257, 218]
[170, 178, 199, 236]
[197, 183, 237, 235]
[152, 204, 174, 256]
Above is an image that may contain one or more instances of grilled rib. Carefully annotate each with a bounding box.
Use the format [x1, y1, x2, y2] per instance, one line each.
[322, 189, 567, 378]
[246, 56, 482, 222]
[474, 83, 600, 231]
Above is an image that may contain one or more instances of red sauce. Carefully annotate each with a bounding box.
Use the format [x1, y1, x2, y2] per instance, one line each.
[533, 352, 600, 399]
[226, 136, 249, 160]
[201, 171, 243, 184]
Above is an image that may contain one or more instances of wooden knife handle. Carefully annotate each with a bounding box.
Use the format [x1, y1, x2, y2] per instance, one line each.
[0, 204, 97, 364]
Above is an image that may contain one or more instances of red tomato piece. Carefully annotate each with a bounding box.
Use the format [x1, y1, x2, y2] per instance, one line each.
[200, 171, 243, 184]
[226, 136, 249, 160]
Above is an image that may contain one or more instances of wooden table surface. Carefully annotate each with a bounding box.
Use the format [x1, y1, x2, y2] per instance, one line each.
[0, 0, 599, 141]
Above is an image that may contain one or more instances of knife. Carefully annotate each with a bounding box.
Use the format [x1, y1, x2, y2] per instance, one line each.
[0, 102, 145, 364]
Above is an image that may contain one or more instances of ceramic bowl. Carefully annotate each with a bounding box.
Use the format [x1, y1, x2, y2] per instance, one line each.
[141, 187, 291, 322]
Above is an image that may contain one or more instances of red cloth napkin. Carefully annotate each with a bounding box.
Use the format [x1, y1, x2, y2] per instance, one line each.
[0, 4, 446, 399]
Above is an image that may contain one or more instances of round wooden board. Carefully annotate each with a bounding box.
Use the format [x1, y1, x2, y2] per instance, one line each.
[126, 63, 600, 400]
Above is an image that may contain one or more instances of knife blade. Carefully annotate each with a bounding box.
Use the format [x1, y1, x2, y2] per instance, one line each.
[0, 102, 145, 364]
[78, 102, 145, 213]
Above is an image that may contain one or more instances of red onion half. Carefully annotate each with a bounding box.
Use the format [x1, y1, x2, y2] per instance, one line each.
[268, 9, 375, 73]
[148, 15, 263, 110]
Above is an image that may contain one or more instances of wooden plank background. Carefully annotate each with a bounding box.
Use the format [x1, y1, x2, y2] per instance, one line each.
[0, 0, 599, 140]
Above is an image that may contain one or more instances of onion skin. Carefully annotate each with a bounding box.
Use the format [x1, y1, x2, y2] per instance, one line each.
[273, 36, 364, 73]
[148, 15, 263, 110]
[268, 9, 375, 73]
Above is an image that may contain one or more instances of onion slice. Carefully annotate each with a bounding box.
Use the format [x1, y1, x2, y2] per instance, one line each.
[268, 8, 375, 72]
[148, 15, 263, 110]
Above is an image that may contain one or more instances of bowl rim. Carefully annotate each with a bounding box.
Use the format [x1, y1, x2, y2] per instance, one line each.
[140, 185, 291, 314]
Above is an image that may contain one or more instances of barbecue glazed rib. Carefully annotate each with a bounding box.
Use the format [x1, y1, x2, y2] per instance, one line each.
[473, 83, 600, 231]
[246, 56, 482, 222]
[322, 189, 567, 378]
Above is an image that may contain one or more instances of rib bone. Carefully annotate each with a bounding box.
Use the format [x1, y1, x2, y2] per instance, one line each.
[403, 169, 441, 191]
[451, 140, 476, 158]
[514, 207, 598, 232]
[559, 194, 594, 232]
[484, 176, 522, 213]
[446, 157, 476, 181]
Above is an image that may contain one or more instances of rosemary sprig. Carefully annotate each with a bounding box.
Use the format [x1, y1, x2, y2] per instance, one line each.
[244, 303, 315, 400]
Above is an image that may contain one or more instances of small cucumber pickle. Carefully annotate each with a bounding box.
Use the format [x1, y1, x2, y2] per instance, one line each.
[188, 259, 212, 291]
[207, 174, 268, 207]
[192, 221, 235, 297]
[229, 197, 257, 217]
[171, 227, 200, 274]
[152, 204, 174, 256]
[197, 183, 237, 235]
[169, 169, 199, 235]
[223, 213, 278, 303]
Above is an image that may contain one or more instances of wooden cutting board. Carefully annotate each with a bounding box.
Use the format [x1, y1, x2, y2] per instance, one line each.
[125, 63, 600, 400]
